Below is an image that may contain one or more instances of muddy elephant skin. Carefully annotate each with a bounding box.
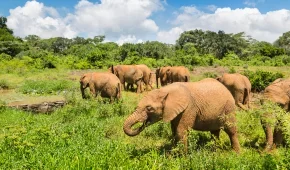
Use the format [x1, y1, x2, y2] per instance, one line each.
[109, 65, 143, 93]
[80, 72, 121, 103]
[123, 78, 240, 153]
[261, 78, 290, 151]
[217, 73, 251, 110]
[156, 66, 190, 88]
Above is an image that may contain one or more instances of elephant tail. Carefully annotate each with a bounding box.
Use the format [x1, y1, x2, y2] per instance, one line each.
[117, 82, 121, 99]
[243, 88, 249, 105]
[185, 75, 189, 82]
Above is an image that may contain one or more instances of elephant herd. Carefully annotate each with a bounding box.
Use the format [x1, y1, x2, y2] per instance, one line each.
[79, 64, 191, 102]
[79, 65, 290, 153]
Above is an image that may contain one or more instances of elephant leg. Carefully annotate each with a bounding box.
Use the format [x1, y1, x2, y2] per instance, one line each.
[210, 129, 220, 140]
[233, 90, 246, 110]
[126, 83, 133, 91]
[136, 81, 142, 93]
[261, 113, 275, 151]
[273, 124, 284, 147]
[263, 125, 274, 151]
[224, 127, 240, 153]
[223, 115, 240, 153]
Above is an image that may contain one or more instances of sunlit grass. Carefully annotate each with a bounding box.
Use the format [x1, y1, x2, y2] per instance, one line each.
[1, 67, 290, 169]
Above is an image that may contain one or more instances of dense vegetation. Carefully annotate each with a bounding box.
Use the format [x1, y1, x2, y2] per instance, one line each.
[1, 16, 290, 72]
[1, 16, 290, 169]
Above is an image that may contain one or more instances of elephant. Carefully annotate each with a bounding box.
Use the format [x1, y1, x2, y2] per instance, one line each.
[155, 66, 171, 88]
[80, 72, 121, 103]
[109, 65, 143, 93]
[123, 78, 240, 153]
[216, 73, 251, 110]
[156, 66, 190, 88]
[261, 78, 290, 150]
[127, 64, 153, 91]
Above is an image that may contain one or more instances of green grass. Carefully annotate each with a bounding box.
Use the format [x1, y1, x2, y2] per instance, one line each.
[1, 67, 290, 169]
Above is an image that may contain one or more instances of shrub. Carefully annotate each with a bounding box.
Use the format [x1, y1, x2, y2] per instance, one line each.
[0, 79, 12, 89]
[243, 70, 284, 92]
[203, 72, 218, 78]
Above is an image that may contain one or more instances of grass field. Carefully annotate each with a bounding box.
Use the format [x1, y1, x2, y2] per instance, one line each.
[1, 66, 290, 169]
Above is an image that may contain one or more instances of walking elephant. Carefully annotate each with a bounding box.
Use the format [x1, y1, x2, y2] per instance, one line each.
[110, 65, 143, 93]
[127, 64, 153, 91]
[216, 73, 251, 110]
[156, 66, 190, 88]
[156, 66, 171, 88]
[80, 72, 121, 103]
[123, 78, 240, 153]
[261, 78, 290, 151]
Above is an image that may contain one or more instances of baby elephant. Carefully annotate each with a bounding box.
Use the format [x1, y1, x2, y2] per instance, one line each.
[217, 73, 251, 110]
[123, 78, 240, 153]
[80, 72, 121, 103]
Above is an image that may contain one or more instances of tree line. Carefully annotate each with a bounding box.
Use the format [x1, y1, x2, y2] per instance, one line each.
[1, 16, 290, 72]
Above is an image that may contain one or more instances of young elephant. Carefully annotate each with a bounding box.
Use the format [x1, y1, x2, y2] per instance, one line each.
[217, 73, 251, 110]
[80, 72, 121, 103]
[156, 66, 190, 88]
[123, 78, 240, 153]
[261, 78, 290, 151]
[109, 65, 143, 93]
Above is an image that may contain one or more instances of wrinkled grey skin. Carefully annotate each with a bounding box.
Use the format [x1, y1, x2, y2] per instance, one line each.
[80, 72, 121, 103]
[123, 78, 240, 153]
[261, 78, 290, 151]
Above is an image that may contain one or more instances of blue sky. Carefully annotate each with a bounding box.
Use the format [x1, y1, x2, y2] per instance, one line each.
[2, 0, 290, 44]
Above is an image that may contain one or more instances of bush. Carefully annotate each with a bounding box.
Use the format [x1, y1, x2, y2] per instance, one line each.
[0, 79, 12, 89]
[243, 70, 284, 92]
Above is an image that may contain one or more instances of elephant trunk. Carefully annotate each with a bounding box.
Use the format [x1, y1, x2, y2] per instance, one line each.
[80, 83, 86, 99]
[123, 110, 148, 136]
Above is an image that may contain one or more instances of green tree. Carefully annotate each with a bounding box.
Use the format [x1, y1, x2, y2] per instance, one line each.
[274, 31, 290, 55]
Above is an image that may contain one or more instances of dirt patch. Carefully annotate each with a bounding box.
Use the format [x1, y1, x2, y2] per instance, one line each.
[9, 101, 66, 113]
[192, 66, 229, 76]
[1, 89, 66, 113]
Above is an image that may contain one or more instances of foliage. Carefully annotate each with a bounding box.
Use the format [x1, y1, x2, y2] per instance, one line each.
[176, 29, 249, 59]
[0, 79, 11, 89]
[274, 31, 290, 55]
[1, 69, 290, 169]
[243, 70, 284, 92]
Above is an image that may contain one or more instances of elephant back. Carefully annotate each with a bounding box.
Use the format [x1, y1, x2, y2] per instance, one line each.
[183, 78, 235, 111]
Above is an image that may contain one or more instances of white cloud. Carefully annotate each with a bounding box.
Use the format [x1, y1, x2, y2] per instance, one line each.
[157, 7, 290, 44]
[157, 27, 183, 44]
[7, 0, 163, 41]
[7, 1, 77, 38]
[206, 5, 218, 12]
[67, 0, 162, 38]
[116, 35, 143, 45]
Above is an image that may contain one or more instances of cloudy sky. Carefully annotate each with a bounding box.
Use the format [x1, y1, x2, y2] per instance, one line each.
[1, 0, 290, 44]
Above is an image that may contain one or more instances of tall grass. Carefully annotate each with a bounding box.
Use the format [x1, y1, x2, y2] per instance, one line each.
[1, 68, 290, 169]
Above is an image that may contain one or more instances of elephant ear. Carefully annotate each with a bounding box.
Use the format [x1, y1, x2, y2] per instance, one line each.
[80, 74, 89, 88]
[160, 85, 190, 122]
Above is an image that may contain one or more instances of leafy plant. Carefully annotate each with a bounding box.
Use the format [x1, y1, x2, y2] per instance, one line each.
[243, 70, 284, 92]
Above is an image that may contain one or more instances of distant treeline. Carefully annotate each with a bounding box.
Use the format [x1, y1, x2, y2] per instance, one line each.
[1, 16, 290, 72]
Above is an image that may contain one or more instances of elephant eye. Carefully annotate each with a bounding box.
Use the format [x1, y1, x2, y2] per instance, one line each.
[146, 106, 154, 112]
